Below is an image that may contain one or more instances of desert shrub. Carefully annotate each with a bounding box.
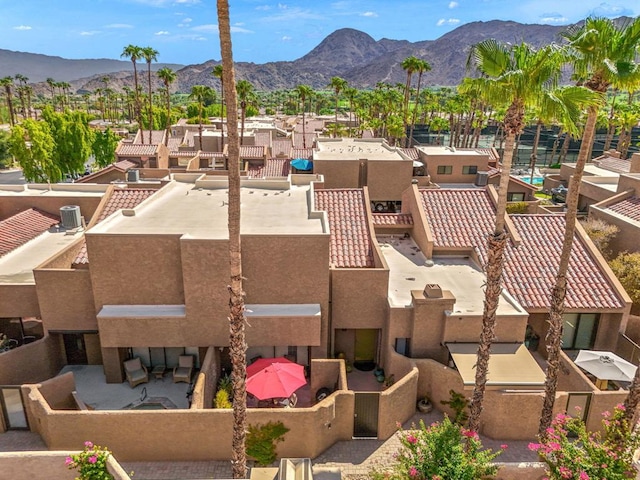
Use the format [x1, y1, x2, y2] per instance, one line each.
[246, 421, 289, 466]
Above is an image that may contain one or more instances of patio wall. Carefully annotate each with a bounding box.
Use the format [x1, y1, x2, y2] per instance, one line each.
[0, 451, 131, 480]
[378, 350, 418, 438]
[0, 336, 64, 386]
[495, 462, 547, 480]
[191, 346, 217, 410]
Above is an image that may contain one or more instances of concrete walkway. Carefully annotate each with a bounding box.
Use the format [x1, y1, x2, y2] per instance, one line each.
[0, 409, 538, 479]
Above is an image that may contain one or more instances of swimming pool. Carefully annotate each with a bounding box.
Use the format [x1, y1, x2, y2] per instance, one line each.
[516, 175, 544, 186]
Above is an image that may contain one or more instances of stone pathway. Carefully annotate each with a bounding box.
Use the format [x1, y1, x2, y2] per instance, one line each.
[1, 410, 538, 479]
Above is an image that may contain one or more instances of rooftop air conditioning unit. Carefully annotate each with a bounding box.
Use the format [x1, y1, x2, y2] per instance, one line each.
[475, 171, 489, 186]
[127, 169, 140, 182]
[60, 205, 82, 229]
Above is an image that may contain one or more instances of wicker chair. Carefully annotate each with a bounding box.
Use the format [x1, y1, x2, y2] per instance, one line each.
[173, 355, 193, 383]
[124, 358, 148, 388]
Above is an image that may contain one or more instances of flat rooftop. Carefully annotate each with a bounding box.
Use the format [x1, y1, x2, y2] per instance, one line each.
[314, 138, 406, 161]
[91, 179, 325, 238]
[416, 146, 484, 156]
[378, 234, 523, 315]
[584, 164, 621, 178]
[0, 228, 83, 284]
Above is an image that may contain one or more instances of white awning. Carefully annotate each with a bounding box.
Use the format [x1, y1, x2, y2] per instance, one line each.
[447, 343, 545, 390]
[245, 304, 321, 318]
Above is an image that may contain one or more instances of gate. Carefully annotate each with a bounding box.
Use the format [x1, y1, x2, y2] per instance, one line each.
[353, 392, 379, 438]
[0, 387, 28, 430]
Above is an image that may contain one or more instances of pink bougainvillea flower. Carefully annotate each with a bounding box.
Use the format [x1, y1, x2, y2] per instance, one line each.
[579, 471, 590, 480]
[65, 457, 74, 466]
[84, 441, 93, 448]
[406, 434, 418, 445]
[88, 456, 97, 464]
[409, 466, 418, 477]
[501, 444, 508, 449]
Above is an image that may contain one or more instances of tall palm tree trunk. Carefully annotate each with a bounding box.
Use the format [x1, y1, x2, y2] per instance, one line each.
[133, 64, 144, 144]
[539, 105, 598, 436]
[148, 64, 154, 144]
[217, 1, 247, 477]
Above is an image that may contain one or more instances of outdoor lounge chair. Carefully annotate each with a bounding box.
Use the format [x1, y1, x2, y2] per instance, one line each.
[124, 357, 149, 388]
[173, 355, 193, 383]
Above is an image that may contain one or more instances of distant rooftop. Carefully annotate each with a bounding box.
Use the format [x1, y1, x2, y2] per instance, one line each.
[416, 146, 485, 156]
[0, 208, 59, 258]
[315, 138, 405, 161]
[0, 184, 107, 198]
[605, 195, 640, 223]
[91, 178, 324, 238]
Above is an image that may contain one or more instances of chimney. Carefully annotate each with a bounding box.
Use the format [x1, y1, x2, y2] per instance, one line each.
[630, 153, 640, 174]
[424, 284, 443, 298]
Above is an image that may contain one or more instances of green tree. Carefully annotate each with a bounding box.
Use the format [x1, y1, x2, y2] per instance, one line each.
[329, 76, 347, 137]
[189, 85, 215, 151]
[157, 67, 177, 146]
[1, 77, 16, 126]
[540, 16, 640, 435]
[236, 79, 255, 145]
[141, 46, 159, 142]
[92, 128, 120, 168]
[217, 0, 248, 476]
[121, 45, 144, 143]
[41, 107, 94, 176]
[9, 120, 59, 182]
[294, 84, 314, 148]
[464, 40, 567, 434]
[408, 59, 431, 147]
[0, 130, 12, 168]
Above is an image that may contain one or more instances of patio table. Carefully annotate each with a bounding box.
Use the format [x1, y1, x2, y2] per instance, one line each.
[152, 364, 166, 380]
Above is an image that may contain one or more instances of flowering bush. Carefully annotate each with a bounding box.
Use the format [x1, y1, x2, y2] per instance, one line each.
[65, 441, 114, 480]
[529, 405, 640, 480]
[371, 416, 502, 479]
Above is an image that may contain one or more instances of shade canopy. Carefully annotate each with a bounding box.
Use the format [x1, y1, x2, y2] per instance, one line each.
[246, 357, 306, 400]
[291, 158, 313, 171]
[412, 160, 424, 168]
[574, 350, 637, 382]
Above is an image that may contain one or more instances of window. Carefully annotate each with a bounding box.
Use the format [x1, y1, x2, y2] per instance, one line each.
[395, 338, 411, 356]
[507, 192, 526, 202]
[437, 165, 453, 175]
[562, 313, 599, 349]
[462, 165, 478, 175]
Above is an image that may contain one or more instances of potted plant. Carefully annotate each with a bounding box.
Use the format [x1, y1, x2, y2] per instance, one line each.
[417, 395, 433, 413]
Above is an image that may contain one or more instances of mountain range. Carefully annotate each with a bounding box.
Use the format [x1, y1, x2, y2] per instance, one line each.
[0, 17, 631, 93]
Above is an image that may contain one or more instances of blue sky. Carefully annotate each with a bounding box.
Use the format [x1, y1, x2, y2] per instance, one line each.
[0, 0, 637, 65]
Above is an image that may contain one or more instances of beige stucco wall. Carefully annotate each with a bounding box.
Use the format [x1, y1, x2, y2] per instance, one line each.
[495, 462, 547, 480]
[0, 336, 64, 385]
[331, 268, 389, 331]
[0, 284, 40, 318]
[0, 195, 102, 223]
[444, 312, 528, 344]
[419, 151, 489, 185]
[313, 160, 361, 189]
[34, 269, 97, 332]
[366, 160, 413, 201]
[590, 206, 640, 255]
[191, 346, 217, 410]
[401, 185, 433, 258]
[410, 290, 455, 358]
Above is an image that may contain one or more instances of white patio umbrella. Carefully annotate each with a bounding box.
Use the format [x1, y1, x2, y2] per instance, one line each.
[574, 350, 637, 382]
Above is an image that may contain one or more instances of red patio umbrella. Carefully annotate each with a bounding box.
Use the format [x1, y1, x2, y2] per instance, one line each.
[246, 357, 306, 400]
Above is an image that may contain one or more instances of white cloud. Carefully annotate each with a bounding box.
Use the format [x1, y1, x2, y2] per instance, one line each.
[361, 11, 378, 17]
[436, 18, 460, 26]
[258, 7, 324, 22]
[192, 24, 253, 34]
[155, 30, 170, 35]
[539, 13, 568, 24]
[234, 22, 245, 26]
[282, 35, 292, 41]
[256, 5, 271, 10]
[80, 30, 101, 36]
[278, 3, 288, 9]
[174, 0, 200, 4]
[13, 25, 32, 30]
[448, 1, 458, 8]
[105, 23, 133, 29]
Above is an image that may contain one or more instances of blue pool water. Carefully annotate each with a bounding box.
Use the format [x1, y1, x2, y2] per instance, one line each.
[517, 175, 544, 186]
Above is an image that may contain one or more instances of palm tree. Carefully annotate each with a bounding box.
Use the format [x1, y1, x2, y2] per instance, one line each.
[142, 47, 159, 143]
[540, 17, 640, 435]
[235, 79, 254, 145]
[189, 85, 214, 151]
[408, 59, 431, 147]
[216, 0, 247, 477]
[294, 84, 314, 148]
[14, 74, 28, 119]
[212, 64, 225, 149]
[121, 44, 144, 143]
[157, 67, 177, 146]
[1, 77, 16, 126]
[464, 40, 567, 434]
[329, 76, 347, 137]
[401, 56, 421, 145]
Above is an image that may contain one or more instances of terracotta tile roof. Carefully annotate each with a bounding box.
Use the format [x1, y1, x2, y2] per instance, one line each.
[173, 151, 198, 157]
[134, 130, 166, 145]
[116, 144, 158, 157]
[254, 132, 271, 147]
[607, 196, 640, 221]
[372, 213, 414, 226]
[475, 147, 499, 162]
[419, 188, 624, 309]
[240, 145, 266, 159]
[292, 148, 313, 160]
[114, 160, 137, 171]
[247, 158, 291, 178]
[199, 152, 225, 159]
[399, 148, 419, 160]
[272, 139, 293, 157]
[0, 208, 59, 257]
[596, 156, 631, 173]
[487, 167, 501, 177]
[167, 137, 182, 152]
[506, 215, 624, 309]
[73, 188, 158, 265]
[314, 189, 374, 268]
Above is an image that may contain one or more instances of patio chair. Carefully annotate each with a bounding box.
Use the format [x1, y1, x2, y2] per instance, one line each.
[173, 355, 193, 383]
[123, 357, 148, 388]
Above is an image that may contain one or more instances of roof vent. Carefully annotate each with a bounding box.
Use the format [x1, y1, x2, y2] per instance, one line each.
[424, 283, 443, 298]
[60, 205, 82, 229]
[127, 169, 140, 182]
